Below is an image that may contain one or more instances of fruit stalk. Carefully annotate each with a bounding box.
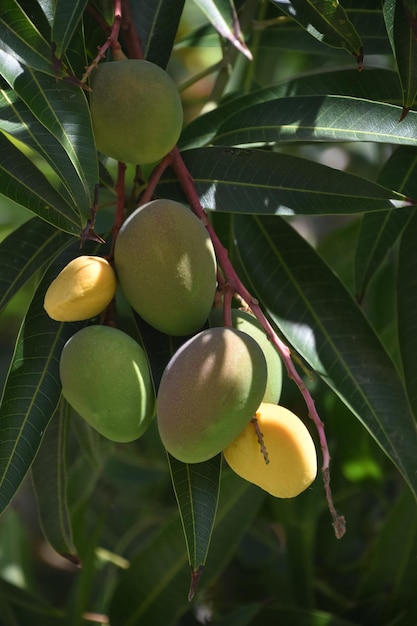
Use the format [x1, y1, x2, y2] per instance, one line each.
[169, 146, 346, 538]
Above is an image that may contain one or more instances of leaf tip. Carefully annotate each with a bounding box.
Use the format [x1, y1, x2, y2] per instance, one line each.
[188, 565, 204, 601]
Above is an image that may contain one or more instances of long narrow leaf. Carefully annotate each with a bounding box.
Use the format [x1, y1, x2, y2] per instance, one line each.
[193, 0, 252, 59]
[168, 453, 221, 599]
[0, 217, 72, 315]
[212, 96, 417, 147]
[233, 214, 417, 498]
[269, 0, 363, 60]
[32, 398, 79, 563]
[160, 147, 411, 217]
[0, 132, 83, 235]
[51, 0, 88, 60]
[1, 58, 97, 218]
[355, 146, 417, 297]
[0, 243, 82, 515]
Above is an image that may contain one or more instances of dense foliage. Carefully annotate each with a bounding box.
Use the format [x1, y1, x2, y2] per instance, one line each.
[1, 1, 417, 624]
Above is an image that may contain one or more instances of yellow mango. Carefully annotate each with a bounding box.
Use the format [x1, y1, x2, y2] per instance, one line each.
[44, 255, 117, 322]
[223, 403, 317, 498]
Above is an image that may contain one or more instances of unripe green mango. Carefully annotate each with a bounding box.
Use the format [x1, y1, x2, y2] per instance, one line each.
[60, 325, 155, 442]
[157, 327, 268, 463]
[209, 308, 283, 404]
[114, 199, 217, 336]
[90, 59, 183, 165]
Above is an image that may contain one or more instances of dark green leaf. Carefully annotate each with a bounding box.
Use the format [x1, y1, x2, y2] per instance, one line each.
[269, 0, 363, 60]
[126, 0, 186, 68]
[0, 133, 82, 235]
[0, 87, 92, 212]
[1, 62, 97, 220]
[212, 96, 417, 147]
[168, 453, 221, 596]
[0, 0, 56, 76]
[32, 398, 79, 563]
[233, 214, 417, 498]
[0, 579, 65, 626]
[109, 470, 265, 625]
[383, 0, 417, 114]
[355, 146, 417, 297]
[193, 0, 252, 59]
[180, 68, 402, 150]
[0, 217, 72, 315]
[160, 147, 411, 217]
[51, 0, 88, 60]
[0, 243, 83, 515]
[398, 209, 417, 417]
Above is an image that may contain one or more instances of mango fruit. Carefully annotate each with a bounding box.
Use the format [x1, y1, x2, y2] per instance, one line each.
[223, 403, 317, 498]
[60, 325, 155, 442]
[157, 327, 268, 463]
[114, 199, 217, 336]
[44, 255, 117, 322]
[90, 59, 183, 164]
[209, 308, 283, 404]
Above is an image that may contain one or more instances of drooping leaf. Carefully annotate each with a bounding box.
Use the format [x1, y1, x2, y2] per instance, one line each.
[32, 398, 79, 564]
[0, 217, 72, 315]
[192, 0, 252, 59]
[51, 0, 88, 60]
[397, 209, 417, 418]
[0, 132, 83, 235]
[0, 60, 98, 221]
[179, 68, 402, 150]
[0, 0, 57, 76]
[109, 470, 265, 625]
[355, 146, 417, 298]
[126, 0, 186, 68]
[233, 213, 417, 498]
[167, 453, 221, 599]
[160, 147, 411, 217]
[269, 0, 363, 62]
[0, 243, 84, 515]
[383, 0, 417, 117]
[211, 95, 417, 147]
[0, 87, 92, 212]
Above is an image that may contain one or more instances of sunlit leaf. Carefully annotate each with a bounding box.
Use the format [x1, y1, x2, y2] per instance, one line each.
[233, 214, 417, 498]
[192, 0, 252, 59]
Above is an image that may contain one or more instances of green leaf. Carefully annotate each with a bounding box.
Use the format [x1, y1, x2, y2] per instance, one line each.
[398, 209, 417, 417]
[109, 470, 265, 625]
[0, 61, 98, 220]
[0, 86, 93, 212]
[0, 0, 56, 76]
[211, 96, 417, 147]
[160, 147, 411, 216]
[51, 0, 88, 60]
[32, 398, 79, 564]
[168, 453, 221, 598]
[383, 0, 417, 114]
[233, 214, 417, 498]
[192, 0, 252, 59]
[0, 132, 83, 235]
[127, 0, 186, 69]
[355, 146, 417, 297]
[270, 0, 363, 61]
[0, 579, 65, 626]
[179, 68, 402, 150]
[356, 486, 417, 623]
[0, 243, 83, 515]
[0, 217, 72, 315]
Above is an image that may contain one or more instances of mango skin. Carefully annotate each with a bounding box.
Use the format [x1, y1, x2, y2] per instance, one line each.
[60, 325, 155, 442]
[90, 59, 183, 165]
[209, 308, 283, 404]
[157, 327, 268, 463]
[224, 403, 317, 498]
[44, 255, 117, 322]
[114, 199, 217, 336]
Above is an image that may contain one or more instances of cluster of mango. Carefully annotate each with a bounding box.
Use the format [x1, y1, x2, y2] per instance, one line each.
[43, 57, 317, 499]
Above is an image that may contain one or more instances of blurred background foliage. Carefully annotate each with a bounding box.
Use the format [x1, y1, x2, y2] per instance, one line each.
[1, 1, 417, 625]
